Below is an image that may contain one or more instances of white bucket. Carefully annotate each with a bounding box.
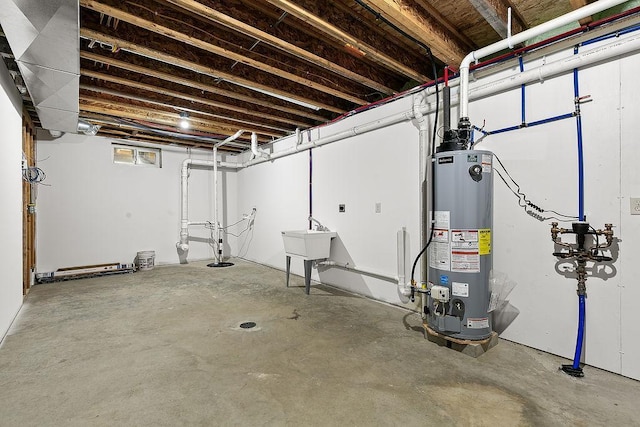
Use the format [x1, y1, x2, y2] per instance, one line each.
[137, 251, 155, 271]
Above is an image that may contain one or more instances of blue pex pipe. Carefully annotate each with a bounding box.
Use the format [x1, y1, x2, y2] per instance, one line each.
[308, 148, 313, 230]
[576, 113, 585, 222]
[484, 112, 574, 136]
[572, 294, 586, 369]
[581, 23, 640, 47]
[519, 56, 526, 124]
[574, 47, 585, 222]
[528, 113, 575, 127]
[572, 47, 586, 373]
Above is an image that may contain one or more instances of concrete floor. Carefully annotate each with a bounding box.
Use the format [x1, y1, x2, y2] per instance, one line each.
[0, 259, 638, 426]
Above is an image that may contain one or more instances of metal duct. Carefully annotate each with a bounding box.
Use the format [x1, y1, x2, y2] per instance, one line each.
[0, 0, 79, 132]
[77, 119, 100, 136]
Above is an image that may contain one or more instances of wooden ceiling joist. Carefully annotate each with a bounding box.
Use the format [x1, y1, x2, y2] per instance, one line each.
[80, 28, 346, 115]
[467, 0, 527, 39]
[81, 69, 306, 129]
[413, 0, 478, 51]
[80, 51, 325, 123]
[263, 0, 429, 82]
[81, 0, 367, 105]
[80, 83, 288, 136]
[84, 112, 249, 151]
[569, 0, 594, 25]
[80, 95, 274, 141]
[98, 128, 218, 150]
[163, 0, 396, 95]
[354, 0, 469, 66]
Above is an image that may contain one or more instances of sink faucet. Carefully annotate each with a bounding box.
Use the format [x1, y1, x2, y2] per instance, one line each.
[309, 216, 329, 231]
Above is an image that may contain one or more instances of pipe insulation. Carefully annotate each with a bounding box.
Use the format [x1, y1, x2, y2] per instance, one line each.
[459, 0, 629, 120]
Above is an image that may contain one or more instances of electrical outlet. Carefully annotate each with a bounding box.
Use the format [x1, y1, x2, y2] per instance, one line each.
[631, 198, 640, 215]
[375, 202, 381, 213]
[339, 204, 345, 213]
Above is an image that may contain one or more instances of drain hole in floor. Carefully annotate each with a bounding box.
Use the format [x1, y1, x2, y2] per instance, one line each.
[239, 322, 257, 329]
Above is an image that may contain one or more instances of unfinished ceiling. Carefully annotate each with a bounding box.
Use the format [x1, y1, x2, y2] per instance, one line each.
[0, 0, 618, 151]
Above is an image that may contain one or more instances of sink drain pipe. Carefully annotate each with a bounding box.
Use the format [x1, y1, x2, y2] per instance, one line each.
[177, 130, 244, 254]
[212, 130, 245, 264]
[316, 228, 407, 287]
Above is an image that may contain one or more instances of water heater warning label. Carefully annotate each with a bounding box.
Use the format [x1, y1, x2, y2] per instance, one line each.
[479, 229, 491, 255]
[429, 211, 452, 270]
[450, 229, 480, 273]
[430, 242, 450, 271]
[452, 281, 469, 297]
[467, 318, 489, 329]
[482, 154, 492, 173]
[451, 250, 480, 273]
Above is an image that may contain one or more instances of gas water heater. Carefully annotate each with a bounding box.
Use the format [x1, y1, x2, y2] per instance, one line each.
[425, 140, 494, 340]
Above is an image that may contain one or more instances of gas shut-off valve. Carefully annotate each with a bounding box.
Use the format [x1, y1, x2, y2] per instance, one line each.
[430, 285, 450, 303]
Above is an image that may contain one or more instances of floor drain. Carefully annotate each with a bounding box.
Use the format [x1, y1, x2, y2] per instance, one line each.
[207, 262, 235, 268]
[239, 322, 257, 329]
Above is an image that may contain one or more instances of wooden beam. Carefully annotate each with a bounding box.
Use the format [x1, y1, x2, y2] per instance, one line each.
[80, 28, 346, 114]
[97, 127, 245, 151]
[413, 0, 478, 51]
[569, 0, 594, 25]
[81, 0, 366, 105]
[348, 0, 469, 66]
[263, 0, 429, 82]
[80, 94, 276, 138]
[467, 0, 527, 39]
[22, 115, 35, 295]
[98, 128, 214, 150]
[80, 83, 286, 137]
[80, 50, 325, 122]
[81, 69, 304, 129]
[82, 112, 253, 149]
[163, 0, 395, 95]
[502, 0, 529, 29]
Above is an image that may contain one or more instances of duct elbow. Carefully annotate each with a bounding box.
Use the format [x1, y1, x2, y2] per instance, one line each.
[77, 120, 100, 136]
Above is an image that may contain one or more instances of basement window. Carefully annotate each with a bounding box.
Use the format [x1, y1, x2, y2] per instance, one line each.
[113, 144, 161, 167]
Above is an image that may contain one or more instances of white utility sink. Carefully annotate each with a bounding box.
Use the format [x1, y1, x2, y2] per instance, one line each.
[282, 230, 337, 260]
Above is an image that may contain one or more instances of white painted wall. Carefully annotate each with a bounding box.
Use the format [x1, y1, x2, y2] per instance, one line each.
[0, 60, 24, 342]
[470, 42, 639, 379]
[30, 25, 640, 380]
[235, 97, 421, 307]
[35, 134, 238, 271]
[233, 34, 640, 379]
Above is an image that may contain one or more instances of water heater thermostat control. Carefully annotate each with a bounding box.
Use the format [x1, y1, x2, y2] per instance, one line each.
[431, 285, 450, 302]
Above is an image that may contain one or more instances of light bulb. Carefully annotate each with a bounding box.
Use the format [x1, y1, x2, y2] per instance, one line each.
[179, 111, 189, 129]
